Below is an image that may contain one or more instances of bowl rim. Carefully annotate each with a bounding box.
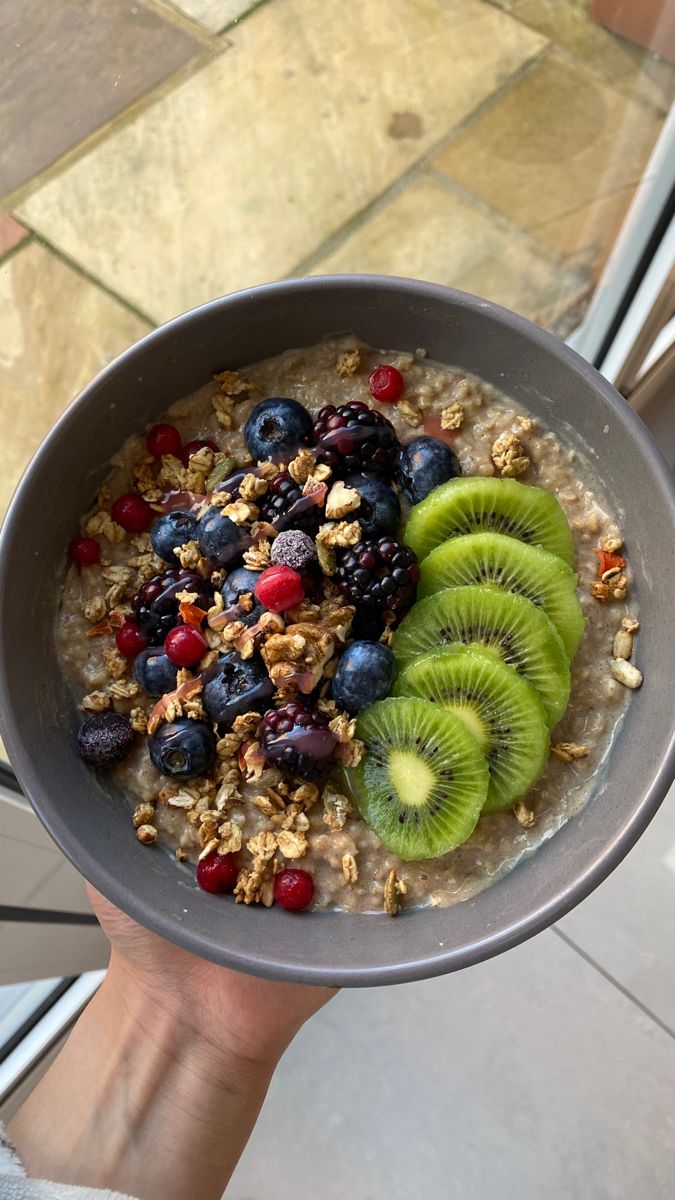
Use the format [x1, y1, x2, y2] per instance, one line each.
[2, 273, 675, 986]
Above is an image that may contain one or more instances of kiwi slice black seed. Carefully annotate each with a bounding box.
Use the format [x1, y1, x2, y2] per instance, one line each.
[404, 477, 575, 564]
[392, 585, 570, 727]
[417, 531, 585, 659]
[348, 697, 488, 861]
[394, 645, 549, 812]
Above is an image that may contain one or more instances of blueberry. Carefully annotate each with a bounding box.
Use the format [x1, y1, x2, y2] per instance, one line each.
[196, 510, 243, 566]
[150, 510, 199, 565]
[202, 653, 274, 727]
[148, 718, 216, 779]
[332, 641, 397, 714]
[398, 436, 461, 504]
[221, 566, 264, 626]
[345, 473, 400, 538]
[134, 648, 179, 697]
[244, 398, 313, 463]
[77, 712, 135, 767]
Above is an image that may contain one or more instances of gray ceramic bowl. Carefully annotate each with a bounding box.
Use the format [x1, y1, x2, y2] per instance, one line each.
[1, 276, 674, 986]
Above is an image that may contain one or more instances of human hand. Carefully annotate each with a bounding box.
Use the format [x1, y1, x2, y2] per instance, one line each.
[91, 886, 336, 1067]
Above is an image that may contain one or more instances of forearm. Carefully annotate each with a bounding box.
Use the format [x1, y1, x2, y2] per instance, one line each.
[8, 960, 276, 1200]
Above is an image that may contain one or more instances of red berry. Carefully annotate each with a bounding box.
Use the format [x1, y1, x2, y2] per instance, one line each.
[111, 492, 152, 533]
[115, 620, 149, 659]
[146, 423, 182, 459]
[369, 364, 405, 404]
[181, 438, 218, 468]
[197, 851, 239, 894]
[273, 868, 314, 912]
[164, 624, 208, 667]
[69, 536, 101, 567]
[255, 565, 305, 612]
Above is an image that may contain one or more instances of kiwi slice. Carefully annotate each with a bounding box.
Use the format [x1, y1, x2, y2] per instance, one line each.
[417, 531, 585, 660]
[392, 585, 570, 726]
[404, 477, 575, 564]
[348, 697, 488, 860]
[393, 645, 549, 811]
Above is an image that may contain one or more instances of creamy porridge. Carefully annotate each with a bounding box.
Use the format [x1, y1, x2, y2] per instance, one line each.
[57, 336, 640, 915]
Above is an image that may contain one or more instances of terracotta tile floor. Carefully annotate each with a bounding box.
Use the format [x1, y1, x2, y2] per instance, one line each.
[0, 0, 672, 532]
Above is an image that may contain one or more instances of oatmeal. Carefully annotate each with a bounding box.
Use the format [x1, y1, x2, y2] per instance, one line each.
[57, 336, 638, 915]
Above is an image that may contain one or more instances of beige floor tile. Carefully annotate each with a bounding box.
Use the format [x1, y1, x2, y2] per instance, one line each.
[0, 242, 150, 524]
[166, 0, 258, 32]
[490, 0, 675, 113]
[433, 54, 663, 264]
[17, 0, 545, 324]
[0, 0, 202, 196]
[312, 175, 588, 331]
[533, 184, 636, 273]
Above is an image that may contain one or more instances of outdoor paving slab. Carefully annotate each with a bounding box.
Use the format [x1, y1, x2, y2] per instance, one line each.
[312, 173, 587, 329]
[433, 54, 663, 262]
[17, 0, 545, 322]
[0, 0, 203, 196]
[226, 928, 675, 1200]
[0, 241, 150, 525]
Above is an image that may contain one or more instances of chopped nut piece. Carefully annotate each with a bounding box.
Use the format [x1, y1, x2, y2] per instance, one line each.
[551, 743, 589, 763]
[133, 802, 155, 828]
[109, 678, 140, 700]
[601, 566, 622, 582]
[317, 519, 361, 548]
[622, 616, 639, 633]
[287, 448, 317, 486]
[323, 788, 352, 831]
[328, 712, 356, 743]
[290, 782, 319, 809]
[213, 369, 256, 396]
[243, 539, 271, 571]
[223, 498, 258, 525]
[440, 402, 464, 431]
[397, 399, 423, 427]
[102, 647, 128, 681]
[129, 707, 148, 734]
[491, 431, 530, 477]
[335, 738, 364, 767]
[513, 801, 536, 828]
[383, 869, 407, 916]
[84, 511, 126, 544]
[232, 711, 262, 739]
[336, 348, 361, 377]
[602, 536, 623, 554]
[591, 580, 610, 603]
[239, 473, 269, 501]
[247, 830, 277, 861]
[136, 824, 158, 845]
[218, 822, 243, 855]
[612, 629, 634, 660]
[83, 595, 107, 624]
[175, 847, 187, 862]
[341, 852, 359, 884]
[611, 573, 629, 601]
[81, 691, 111, 713]
[276, 829, 308, 859]
[610, 658, 643, 689]
[325, 480, 361, 520]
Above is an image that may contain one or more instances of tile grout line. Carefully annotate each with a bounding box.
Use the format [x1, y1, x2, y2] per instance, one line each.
[137, 0, 221, 46]
[0, 233, 34, 269]
[29, 233, 158, 328]
[552, 926, 675, 1042]
[218, 0, 273, 36]
[287, 43, 550, 279]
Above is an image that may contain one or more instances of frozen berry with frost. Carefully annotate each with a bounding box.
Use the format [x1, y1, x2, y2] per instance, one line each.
[77, 712, 135, 768]
[270, 529, 318, 574]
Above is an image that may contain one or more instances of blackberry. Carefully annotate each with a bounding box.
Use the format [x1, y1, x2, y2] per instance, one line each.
[314, 401, 399, 477]
[335, 537, 420, 617]
[132, 568, 212, 645]
[259, 472, 321, 534]
[258, 701, 338, 778]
